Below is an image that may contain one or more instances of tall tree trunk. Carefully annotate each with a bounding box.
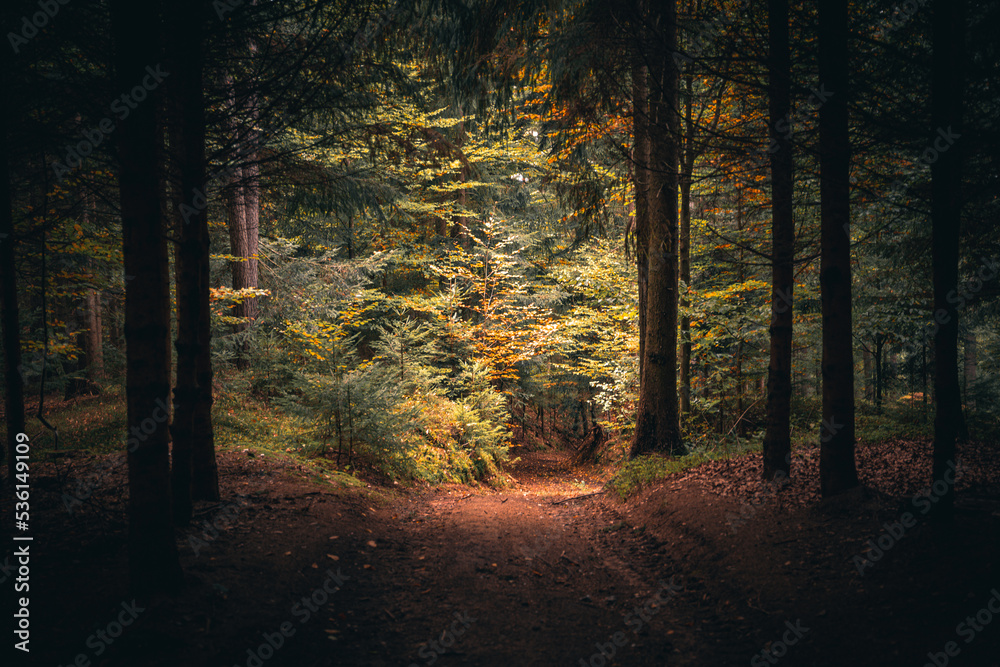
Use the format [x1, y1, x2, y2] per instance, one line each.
[82, 193, 104, 382]
[631, 40, 650, 387]
[930, 0, 965, 521]
[922, 337, 928, 422]
[168, 0, 217, 523]
[66, 198, 104, 399]
[964, 332, 976, 411]
[224, 63, 260, 370]
[679, 76, 694, 417]
[818, 0, 858, 497]
[110, 0, 183, 594]
[762, 0, 794, 481]
[874, 334, 884, 413]
[632, 0, 681, 458]
[735, 190, 746, 438]
[862, 345, 873, 402]
[86, 288, 104, 380]
[226, 162, 258, 369]
[0, 52, 24, 487]
[192, 275, 218, 502]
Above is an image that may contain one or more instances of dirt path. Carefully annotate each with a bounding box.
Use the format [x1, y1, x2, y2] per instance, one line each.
[264, 446, 756, 667]
[19, 442, 1000, 667]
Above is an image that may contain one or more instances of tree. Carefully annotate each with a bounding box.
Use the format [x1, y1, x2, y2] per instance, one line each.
[929, 0, 965, 521]
[818, 0, 858, 496]
[631, 0, 683, 457]
[762, 0, 793, 481]
[110, 0, 183, 593]
[222, 71, 261, 371]
[631, 23, 651, 389]
[168, 0, 218, 525]
[0, 33, 25, 487]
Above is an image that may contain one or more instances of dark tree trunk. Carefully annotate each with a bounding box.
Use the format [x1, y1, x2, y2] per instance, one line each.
[818, 0, 858, 497]
[862, 345, 873, 402]
[964, 332, 976, 411]
[0, 61, 25, 487]
[679, 76, 694, 417]
[192, 290, 218, 502]
[85, 287, 104, 382]
[168, 0, 217, 523]
[631, 41, 650, 387]
[930, 0, 965, 521]
[762, 0, 793, 481]
[66, 199, 103, 399]
[111, 0, 183, 594]
[631, 0, 681, 458]
[224, 63, 260, 370]
[922, 338, 929, 422]
[874, 334, 884, 413]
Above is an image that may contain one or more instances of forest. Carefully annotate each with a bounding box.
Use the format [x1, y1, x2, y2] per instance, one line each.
[1, 0, 999, 665]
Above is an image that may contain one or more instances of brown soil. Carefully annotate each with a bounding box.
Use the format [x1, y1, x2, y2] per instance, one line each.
[6, 439, 1000, 667]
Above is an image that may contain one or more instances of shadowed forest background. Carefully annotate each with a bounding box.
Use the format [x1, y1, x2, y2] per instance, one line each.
[1, 0, 1000, 665]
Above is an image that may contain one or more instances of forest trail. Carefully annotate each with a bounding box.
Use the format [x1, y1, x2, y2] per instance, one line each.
[282, 447, 758, 667]
[26, 442, 1000, 667]
[265, 444, 1000, 667]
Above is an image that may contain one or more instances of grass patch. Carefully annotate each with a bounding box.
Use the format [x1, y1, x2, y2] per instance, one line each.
[213, 391, 315, 455]
[26, 385, 128, 456]
[607, 450, 713, 500]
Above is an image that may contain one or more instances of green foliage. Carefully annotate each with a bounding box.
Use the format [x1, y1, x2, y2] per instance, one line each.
[607, 451, 712, 500]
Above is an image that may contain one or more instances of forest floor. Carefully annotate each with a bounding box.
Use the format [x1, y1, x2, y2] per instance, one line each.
[8, 434, 1000, 667]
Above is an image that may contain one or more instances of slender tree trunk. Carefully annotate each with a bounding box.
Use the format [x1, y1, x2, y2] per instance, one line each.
[679, 76, 694, 417]
[65, 199, 104, 399]
[632, 0, 681, 457]
[0, 74, 24, 487]
[964, 332, 976, 411]
[922, 337, 928, 422]
[930, 0, 965, 521]
[631, 42, 651, 387]
[168, 0, 216, 523]
[818, 0, 858, 497]
[224, 64, 260, 370]
[86, 288, 104, 380]
[110, 0, 183, 594]
[874, 334, 884, 413]
[762, 0, 794, 480]
[83, 194, 104, 383]
[862, 345, 872, 402]
[735, 340, 744, 436]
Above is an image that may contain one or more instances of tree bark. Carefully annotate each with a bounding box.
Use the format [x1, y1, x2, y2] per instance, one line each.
[631, 0, 681, 458]
[224, 63, 260, 370]
[66, 196, 104, 399]
[874, 333, 884, 413]
[762, 0, 794, 481]
[110, 0, 183, 595]
[679, 75, 694, 417]
[964, 332, 976, 411]
[0, 66, 24, 487]
[631, 38, 650, 388]
[862, 345, 872, 402]
[168, 0, 218, 523]
[818, 0, 858, 497]
[930, 0, 965, 521]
